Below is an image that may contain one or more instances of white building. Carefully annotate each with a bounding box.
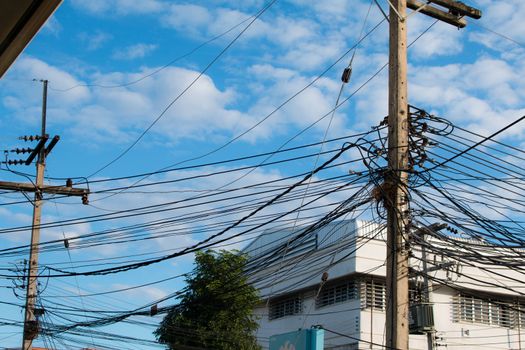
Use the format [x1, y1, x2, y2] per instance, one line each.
[245, 219, 525, 350]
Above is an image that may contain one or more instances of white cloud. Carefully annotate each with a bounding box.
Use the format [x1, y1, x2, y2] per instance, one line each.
[409, 54, 525, 138]
[463, 58, 514, 89]
[161, 4, 212, 36]
[161, 5, 268, 42]
[407, 14, 464, 59]
[59, 165, 303, 256]
[112, 44, 158, 60]
[279, 39, 343, 71]
[73, 1, 382, 74]
[468, 0, 525, 50]
[70, 0, 109, 14]
[2, 56, 90, 111]
[245, 64, 348, 140]
[78, 31, 112, 51]
[71, 0, 164, 16]
[2, 55, 358, 150]
[0, 156, 357, 282]
[0, 208, 32, 244]
[115, 283, 168, 301]
[160, 4, 349, 71]
[310, 1, 352, 21]
[354, 75, 388, 128]
[3, 58, 253, 144]
[287, 0, 357, 24]
[42, 16, 62, 36]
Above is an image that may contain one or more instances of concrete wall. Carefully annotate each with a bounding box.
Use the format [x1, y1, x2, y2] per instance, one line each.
[248, 219, 525, 349]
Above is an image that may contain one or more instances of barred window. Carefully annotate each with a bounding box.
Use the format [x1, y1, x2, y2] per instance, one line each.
[269, 296, 302, 320]
[361, 280, 386, 311]
[519, 303, 525, 328]
[496, 304, 513, 328]
[454, 293, 518, 328]
[317, 280, 357, 308]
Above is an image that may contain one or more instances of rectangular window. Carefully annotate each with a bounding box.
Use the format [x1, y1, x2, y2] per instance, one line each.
[317, 280, 357, 308]
[361, 280, 386, 311]
[519, 303, 525, 328]
[454, 293, 520, 328]
[497, 304, 513, 328]
[269, 296, 302, 320]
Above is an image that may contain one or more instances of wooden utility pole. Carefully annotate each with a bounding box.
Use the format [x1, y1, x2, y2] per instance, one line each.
[0, 80, 88, 350]
[385, 1, 409, 349]
[384, 1, 481, 349]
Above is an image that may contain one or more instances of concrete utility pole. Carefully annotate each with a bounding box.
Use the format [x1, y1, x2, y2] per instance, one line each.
[420, 230, 435, 350]
[0, 80, 88, 350]
[22, 79, 48, 350]
[384, 1, 481, 349]
[416, 223, 447, 350]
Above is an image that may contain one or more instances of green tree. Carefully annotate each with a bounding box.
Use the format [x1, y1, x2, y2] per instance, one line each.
[155, 250, 261, 350]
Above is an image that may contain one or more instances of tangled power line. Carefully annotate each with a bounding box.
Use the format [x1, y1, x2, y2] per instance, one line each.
[2, 0, 525, 348]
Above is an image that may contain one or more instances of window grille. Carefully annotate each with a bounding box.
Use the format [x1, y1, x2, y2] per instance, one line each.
[269, 296, 302, 320]
[519, 303, 525, 328]
[317, 280, 357, 308]
[497, 304, 513, 328]
[361, 280, 386, 311]
[454, 293, 521, 328]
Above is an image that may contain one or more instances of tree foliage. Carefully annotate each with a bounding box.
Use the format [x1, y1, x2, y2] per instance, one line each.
[155, 250, 261, 350]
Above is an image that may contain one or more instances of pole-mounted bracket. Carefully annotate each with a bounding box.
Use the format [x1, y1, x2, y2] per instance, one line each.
[24, 135, 48, 165]
[429, 0, 481, 19]
[407, 0, 481, 28]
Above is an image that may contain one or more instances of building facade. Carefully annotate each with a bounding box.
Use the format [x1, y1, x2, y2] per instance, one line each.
[245, 220, 525, 350]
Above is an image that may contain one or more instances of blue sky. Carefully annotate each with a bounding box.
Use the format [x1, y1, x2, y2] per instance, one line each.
[0, 0, 524, 349]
